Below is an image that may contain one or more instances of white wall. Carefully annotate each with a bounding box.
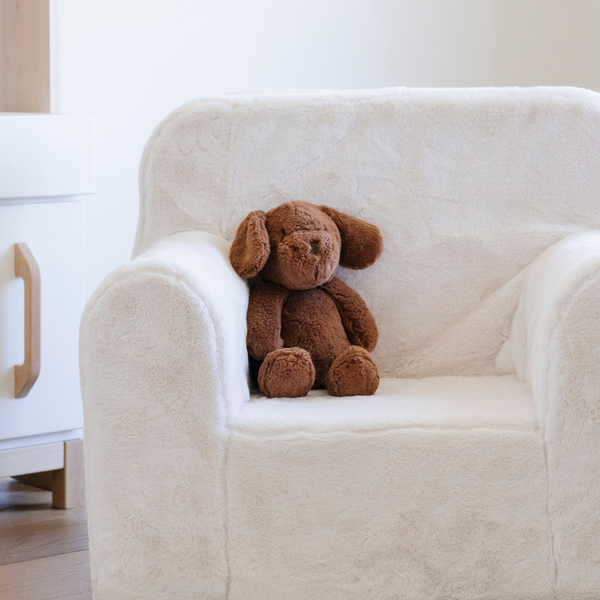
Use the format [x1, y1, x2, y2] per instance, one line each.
[492, 0, 588, 87]
[374, 1, 496, 87]
[58, 0, 401, 296]
[585, 0, 600, 92]
[56, 0, 599, 297]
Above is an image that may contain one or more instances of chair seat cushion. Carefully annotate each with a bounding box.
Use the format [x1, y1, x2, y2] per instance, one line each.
[231, 375, 538, 435]
[226, 375, 553, 599]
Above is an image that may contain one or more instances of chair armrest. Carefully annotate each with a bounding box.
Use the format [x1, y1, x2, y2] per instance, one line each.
[79, 231, 248, 598]
[506, 231, 600, 421]
[505, 231, 600, 594]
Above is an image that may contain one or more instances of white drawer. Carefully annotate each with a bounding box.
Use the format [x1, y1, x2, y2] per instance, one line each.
[0, 200, 84, 440]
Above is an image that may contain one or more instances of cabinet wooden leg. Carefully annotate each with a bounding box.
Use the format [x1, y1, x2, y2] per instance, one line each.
[51, 439, 85, 509]
[14, 439, 85, 509]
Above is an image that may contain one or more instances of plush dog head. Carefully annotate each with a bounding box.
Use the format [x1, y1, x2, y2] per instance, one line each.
[230, 201, 383, 290]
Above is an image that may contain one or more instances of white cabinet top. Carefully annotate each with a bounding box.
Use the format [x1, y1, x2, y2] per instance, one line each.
[0, 113, 95, 201]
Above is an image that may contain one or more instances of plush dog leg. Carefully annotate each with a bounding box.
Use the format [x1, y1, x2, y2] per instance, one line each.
[326, 346, 380, 397]
[258, 347, 316, 398]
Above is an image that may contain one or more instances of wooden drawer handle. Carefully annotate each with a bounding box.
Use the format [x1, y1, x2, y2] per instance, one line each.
[14, 243, 41, 398]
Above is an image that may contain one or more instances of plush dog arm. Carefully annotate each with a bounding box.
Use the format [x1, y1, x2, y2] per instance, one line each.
[247, 281, 289, 360]
[79, 231, 249, 597]
[320, 276, 378, 351]
[505, 231, 600, 595]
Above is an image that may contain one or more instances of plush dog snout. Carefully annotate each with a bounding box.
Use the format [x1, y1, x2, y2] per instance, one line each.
[262, 229, 339, 290]
[284, 232, 328, 261]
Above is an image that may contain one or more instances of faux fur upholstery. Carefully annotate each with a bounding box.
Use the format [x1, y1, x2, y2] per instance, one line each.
[80, 232, 248, 599]
[232, 375, 539, 434]
[134, 86, 600, 379]
[81, 88, 600, 599]
[503, 232, 600, 599]
[226, 428, 552, 600]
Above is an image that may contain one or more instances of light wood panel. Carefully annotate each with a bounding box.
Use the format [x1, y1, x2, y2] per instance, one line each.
[0, 0, 51, 113]
[0, 443, 63, 479]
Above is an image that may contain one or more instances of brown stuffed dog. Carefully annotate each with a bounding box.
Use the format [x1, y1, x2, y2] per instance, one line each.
[230, 201, 383, 398]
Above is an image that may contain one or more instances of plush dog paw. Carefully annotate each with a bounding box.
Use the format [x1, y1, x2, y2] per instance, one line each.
[258, 348, 316, 398]
[326, 346, 380, 397]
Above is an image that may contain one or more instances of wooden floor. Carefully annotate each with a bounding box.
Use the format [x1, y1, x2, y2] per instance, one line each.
[0, 477, 91, 599]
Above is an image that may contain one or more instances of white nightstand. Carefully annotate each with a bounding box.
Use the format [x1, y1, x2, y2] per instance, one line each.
[0, 113, 95, 508]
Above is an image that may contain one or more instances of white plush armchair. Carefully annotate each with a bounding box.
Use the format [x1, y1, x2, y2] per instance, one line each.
[80, 88, 600, 600]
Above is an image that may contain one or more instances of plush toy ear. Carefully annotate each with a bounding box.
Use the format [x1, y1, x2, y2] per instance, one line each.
[230, 210, 271, 278]
[319, 206, 383, 269]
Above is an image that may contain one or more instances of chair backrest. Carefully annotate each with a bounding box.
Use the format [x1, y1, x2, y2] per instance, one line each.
[134, 87, 600, 378]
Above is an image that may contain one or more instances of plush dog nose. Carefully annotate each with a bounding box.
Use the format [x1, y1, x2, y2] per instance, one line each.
[310, 242, 319, 255]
